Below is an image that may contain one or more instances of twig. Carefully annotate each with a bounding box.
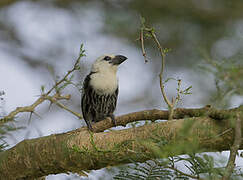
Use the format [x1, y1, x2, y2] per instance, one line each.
[140, 27, 148, 63]
[46, 95, 82, 119]
[45, 50, 83, 95]
[0, 94, 71, 125]
[139, 19, 174, 119]
[140, 19, 192, 120]
[139, 16, 148, 63]
[175, 79, 182, 105]
[28, 111, 33, 125]
[151, 30, 173, 108]
[222, 112, 242, 180]
[0, 44, 85, 125]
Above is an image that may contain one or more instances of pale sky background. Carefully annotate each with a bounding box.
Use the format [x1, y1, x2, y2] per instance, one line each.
[0, 1, 243, 179]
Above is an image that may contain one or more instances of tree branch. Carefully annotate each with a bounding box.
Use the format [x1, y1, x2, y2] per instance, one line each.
[0, 106, 242, 179]
[139, 19, 192, 121]
[0, 94, 71, 126]
[0, 44, 85, 125]
[222, 112, 242, 180]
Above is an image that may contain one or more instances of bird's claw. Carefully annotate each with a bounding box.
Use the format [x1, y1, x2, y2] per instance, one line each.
[86, 121, 94, 131]
[110, 115, 117, 127]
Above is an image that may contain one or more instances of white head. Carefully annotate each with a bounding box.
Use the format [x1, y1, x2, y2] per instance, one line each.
[91, 54, 127, 74]
[89, 54, 127, 94]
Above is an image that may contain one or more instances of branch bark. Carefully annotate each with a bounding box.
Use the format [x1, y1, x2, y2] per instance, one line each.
[0, 106, 242, 179]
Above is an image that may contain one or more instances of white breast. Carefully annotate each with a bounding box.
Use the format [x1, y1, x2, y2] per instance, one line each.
[90, 71, 118, 95]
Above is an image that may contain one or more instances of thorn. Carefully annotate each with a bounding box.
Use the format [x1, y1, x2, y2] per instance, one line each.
[33, 111, 42, 119]
[28, 112, 33, 125]
[48, 102, 53, 111]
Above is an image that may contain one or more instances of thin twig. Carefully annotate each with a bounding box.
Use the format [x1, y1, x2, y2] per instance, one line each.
[46, 96, 82, 119]
[140, 27, 148, 63]
[0, 94, 71, 125]
[28, 112, 33, 125]
[140, 20, 174, 119]
[149, 32, 174, 112]
[0, 45, 85, 125]
[222, 112, 242, 180]
[140, 21, 193, 120]
[45, 52, 82, 95]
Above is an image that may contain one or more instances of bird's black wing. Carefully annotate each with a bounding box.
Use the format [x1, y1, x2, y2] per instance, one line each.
[110, 87, 118, 113]
[108, 87, 118, 126]
[81, 73, 94, 130]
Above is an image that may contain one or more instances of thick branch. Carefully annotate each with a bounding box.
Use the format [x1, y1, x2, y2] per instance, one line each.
[92, 105, 239, 132]
[0, 106, 242, 179]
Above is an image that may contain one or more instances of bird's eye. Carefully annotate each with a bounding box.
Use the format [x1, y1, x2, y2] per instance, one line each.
[104, 56, 111, 61]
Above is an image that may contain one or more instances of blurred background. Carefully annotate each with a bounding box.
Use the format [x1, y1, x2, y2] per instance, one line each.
[0, 0, 243, 179]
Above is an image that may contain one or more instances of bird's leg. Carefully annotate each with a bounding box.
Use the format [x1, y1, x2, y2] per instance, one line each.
[85, 119, 94, 131]
[88, 124, 94, 131]
[110, 114, 117, 127]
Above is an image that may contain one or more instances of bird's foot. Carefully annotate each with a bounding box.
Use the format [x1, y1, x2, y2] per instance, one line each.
[86, 121, 94, 131]
[88, 125, 94, 132]
[110, 114, 117, 127]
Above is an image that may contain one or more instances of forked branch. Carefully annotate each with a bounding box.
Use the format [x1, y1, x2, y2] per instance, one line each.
[0, 44, 85, 125]
[139, 18, 189, 120]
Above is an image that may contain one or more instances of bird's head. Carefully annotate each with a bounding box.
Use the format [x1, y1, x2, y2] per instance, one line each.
[91, 54, 127, 74]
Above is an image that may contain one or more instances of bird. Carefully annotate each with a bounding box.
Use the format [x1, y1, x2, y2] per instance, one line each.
[81, 54, 127, 131]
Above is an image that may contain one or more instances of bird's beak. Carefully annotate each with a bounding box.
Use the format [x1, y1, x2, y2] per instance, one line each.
[111, 55, 127, 65]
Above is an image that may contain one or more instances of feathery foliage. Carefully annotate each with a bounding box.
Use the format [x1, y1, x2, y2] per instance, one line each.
[200, 52, 243, 108]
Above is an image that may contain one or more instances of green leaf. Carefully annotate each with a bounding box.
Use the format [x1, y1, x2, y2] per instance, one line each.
[41, 85, 45, 94]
